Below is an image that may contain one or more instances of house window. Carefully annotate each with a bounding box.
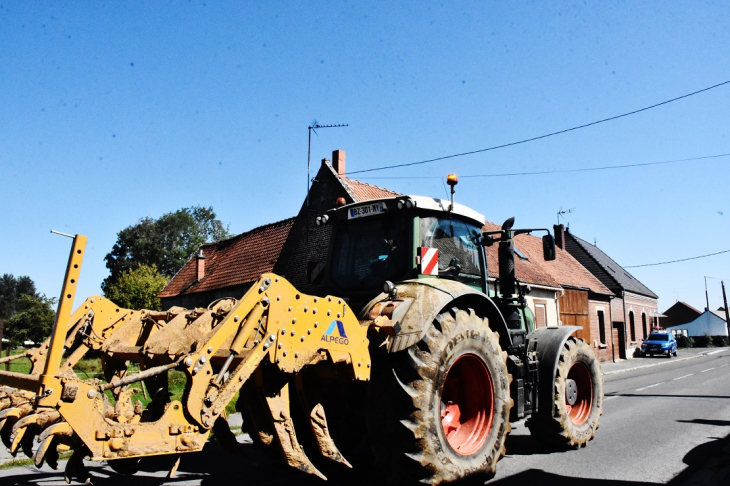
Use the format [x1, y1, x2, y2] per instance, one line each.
[641, 313, 648, 338]
[629, 311, 636, 342]
[598, 310, 606, 344]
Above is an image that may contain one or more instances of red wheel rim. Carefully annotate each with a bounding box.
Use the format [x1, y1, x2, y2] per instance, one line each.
[440, 353, 494, 455]
[565, 362, 593, 426]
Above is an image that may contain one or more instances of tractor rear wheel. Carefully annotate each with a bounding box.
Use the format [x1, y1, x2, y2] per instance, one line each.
[528, 337, 603, 449]
[367, 307, 512, 485]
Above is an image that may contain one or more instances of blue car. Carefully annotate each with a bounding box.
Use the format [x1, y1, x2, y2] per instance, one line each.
[641, 331, 678, 358]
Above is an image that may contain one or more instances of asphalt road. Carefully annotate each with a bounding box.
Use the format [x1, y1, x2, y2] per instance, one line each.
[489, 348, 730, 485]
[0, 349, 728, 485]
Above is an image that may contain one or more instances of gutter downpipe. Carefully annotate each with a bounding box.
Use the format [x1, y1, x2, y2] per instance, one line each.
[622, 287, 628, 359]
[608, 293, 616, 362]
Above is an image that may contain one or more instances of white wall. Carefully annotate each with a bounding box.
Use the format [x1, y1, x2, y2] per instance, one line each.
[527, 288, 561, 328]
[669, 311, 728, 337]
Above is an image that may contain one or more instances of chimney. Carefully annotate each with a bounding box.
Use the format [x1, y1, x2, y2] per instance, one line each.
[196, 249, 206, 281]
[553, 224, 565, 250]
[332, 149, 346, 177]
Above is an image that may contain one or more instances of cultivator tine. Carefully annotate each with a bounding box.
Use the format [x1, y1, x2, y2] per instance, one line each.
[0, 407, 28, 448]
[295, 376, 352, 468]
[307, 403, 352, 468]
[35, 421, 74, 469]
[10, 410, 61, 457]
[168, 455, 181, 479]
[9, 419, 31, 456]
[266, 382, 326, 480]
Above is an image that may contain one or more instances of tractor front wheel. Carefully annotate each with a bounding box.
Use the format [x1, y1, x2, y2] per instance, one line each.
[367, 307, 512, 485]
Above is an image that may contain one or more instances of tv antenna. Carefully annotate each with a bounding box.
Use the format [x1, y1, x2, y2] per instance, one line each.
[557, 207, 575, 225]
[307, 121, 348, 206]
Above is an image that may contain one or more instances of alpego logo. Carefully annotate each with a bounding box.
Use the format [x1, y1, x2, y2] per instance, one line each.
[321, 320, 349, 345]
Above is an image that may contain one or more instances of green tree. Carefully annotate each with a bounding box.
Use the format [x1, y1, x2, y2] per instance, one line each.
[5, 294, 56, 345]
[0, 274, 39, 320]
[104, 264, 169, 311]
[102, 205, 229, 292]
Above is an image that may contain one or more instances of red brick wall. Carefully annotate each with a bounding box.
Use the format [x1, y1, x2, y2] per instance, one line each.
[610, 292, 658, 358]
[274, 161, 353, 292]
[588, 300, 614, 362]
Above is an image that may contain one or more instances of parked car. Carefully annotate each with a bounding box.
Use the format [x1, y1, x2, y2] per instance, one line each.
[641, 331, 678, 358]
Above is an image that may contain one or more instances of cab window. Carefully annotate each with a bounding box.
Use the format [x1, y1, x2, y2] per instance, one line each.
[331, 216, 409, 290]
[420, 216, 483, 284]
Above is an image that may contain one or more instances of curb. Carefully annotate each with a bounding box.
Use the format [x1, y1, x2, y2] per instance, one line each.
[602, 348, 728, 376]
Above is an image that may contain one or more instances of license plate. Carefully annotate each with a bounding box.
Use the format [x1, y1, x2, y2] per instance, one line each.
[348, 202, 387, 219]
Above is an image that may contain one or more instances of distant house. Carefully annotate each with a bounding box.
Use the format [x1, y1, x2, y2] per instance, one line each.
[558, 225, 659, 359]
[659, 301, 702, 329]
[666, 310, 728, 337]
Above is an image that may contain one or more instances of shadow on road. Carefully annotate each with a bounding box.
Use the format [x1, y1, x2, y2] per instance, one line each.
[488, 470, 649, 485]
[0, 424, 728, 486]
[677, 418, 730, 427]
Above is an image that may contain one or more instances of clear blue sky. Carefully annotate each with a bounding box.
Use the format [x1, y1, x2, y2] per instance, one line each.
[2, 1, 729, 313]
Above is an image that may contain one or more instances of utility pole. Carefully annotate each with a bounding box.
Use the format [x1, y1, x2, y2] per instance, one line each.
[722, 281, 730, 338]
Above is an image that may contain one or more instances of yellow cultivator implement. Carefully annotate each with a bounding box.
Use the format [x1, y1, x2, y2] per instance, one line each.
[0, 234, 370, 482]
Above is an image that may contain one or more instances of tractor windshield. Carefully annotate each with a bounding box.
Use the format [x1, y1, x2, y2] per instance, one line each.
[330, 215, 409, 290]
[420, 216, 483, 285]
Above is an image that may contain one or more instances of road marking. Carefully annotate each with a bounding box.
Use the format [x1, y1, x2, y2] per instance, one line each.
[673, 374, 694, 381]
[604, 395, 618, 401]
[636, 382, 666, 391]
[706, 350, 727, 355]
[721, 364, 730, 368]
[701, 368, 716, 373]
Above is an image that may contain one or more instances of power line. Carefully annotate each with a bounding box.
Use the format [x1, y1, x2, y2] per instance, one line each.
[357, 152, 730, 180]
[625, 249, 730, 268]
[346, 79, 730, 176]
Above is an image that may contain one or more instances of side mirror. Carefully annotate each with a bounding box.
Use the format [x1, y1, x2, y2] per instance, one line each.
[542, 234, 556, 261]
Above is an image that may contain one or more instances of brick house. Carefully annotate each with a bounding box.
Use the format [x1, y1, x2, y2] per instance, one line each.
[161, 150, 564, 324]
[559, 225, 659, 359]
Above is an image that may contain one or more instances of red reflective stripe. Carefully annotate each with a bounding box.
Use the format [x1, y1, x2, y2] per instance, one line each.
[422, 248, 438, 275]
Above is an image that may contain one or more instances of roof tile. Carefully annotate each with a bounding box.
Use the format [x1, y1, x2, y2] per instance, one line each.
[342, 177, 401, 201]
[158, 217, 295, 297]
[565, 231, 657, 298]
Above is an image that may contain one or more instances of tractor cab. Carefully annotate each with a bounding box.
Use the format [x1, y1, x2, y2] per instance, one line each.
[318, 195, 488, 302]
